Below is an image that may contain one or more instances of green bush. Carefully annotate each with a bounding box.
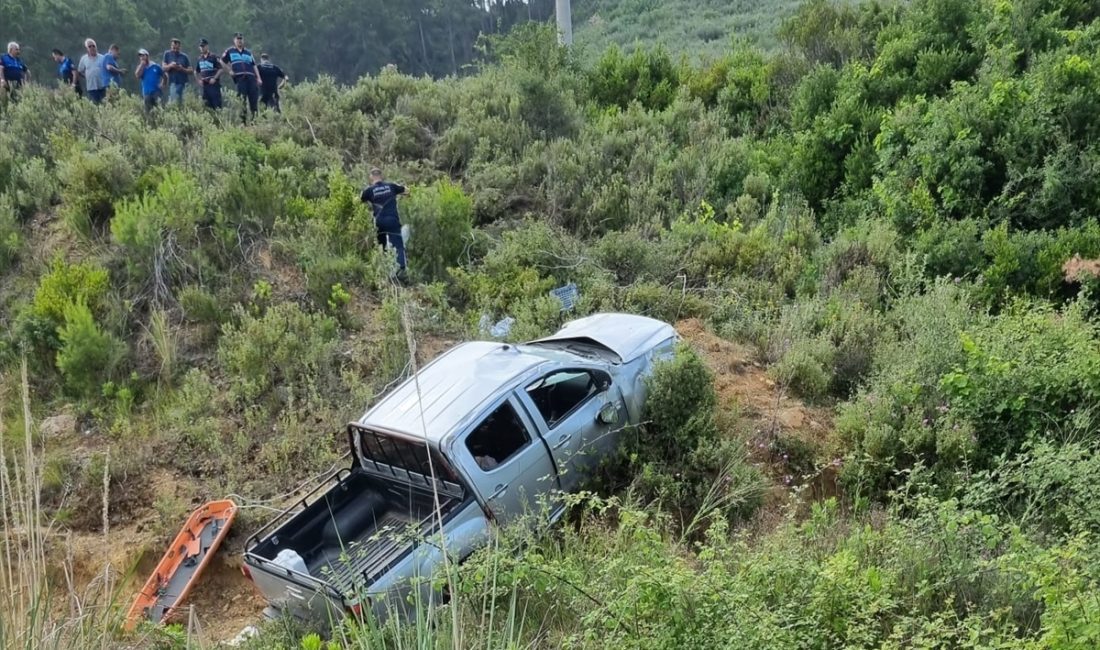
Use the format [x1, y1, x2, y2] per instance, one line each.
[638, 343, 717, 461]
[589, 45, 681, 111]
[0, 195, 23, 272]
[217, 302, 341, 404]
[57, 145, 135, 236]
[111, 167, 205, 255]
[966, 438, 1100, 538]
[55, 300, 124, 399]
[32, 257, 110, 327]
[403, 179, 474, 281]
[444, 492, 1074, 649]
[9, 157, 58, 219]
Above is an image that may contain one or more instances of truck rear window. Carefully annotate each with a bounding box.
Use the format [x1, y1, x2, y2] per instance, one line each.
[350, 425, 462, 493]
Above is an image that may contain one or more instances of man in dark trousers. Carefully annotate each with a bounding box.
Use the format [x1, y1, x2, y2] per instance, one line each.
[360, 168, 408, 281]
[195, 38, 224, 109]
[257, 53, 286, 112]
[162, 38, 192, 106]
[222, 32, 261, 122]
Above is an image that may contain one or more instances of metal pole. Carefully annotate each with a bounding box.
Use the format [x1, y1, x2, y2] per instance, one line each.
[556, 0, 573, 45]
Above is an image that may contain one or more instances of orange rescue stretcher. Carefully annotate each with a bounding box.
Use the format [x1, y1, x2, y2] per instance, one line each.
[125, 499, 237, 631]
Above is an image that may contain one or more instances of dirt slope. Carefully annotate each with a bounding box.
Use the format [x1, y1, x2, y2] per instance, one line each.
[675, 318, 831, 443]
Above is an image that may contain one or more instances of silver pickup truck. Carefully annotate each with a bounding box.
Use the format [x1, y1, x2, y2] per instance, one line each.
[241, 313, 678, 625]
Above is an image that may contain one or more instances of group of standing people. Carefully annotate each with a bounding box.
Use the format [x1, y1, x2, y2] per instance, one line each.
[2, 33, 288, 121]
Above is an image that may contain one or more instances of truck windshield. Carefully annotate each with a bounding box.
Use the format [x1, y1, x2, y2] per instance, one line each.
[350, 424, 465, 498]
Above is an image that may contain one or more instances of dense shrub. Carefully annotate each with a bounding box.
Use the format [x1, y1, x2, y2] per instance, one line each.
[55, 300, 124, 399]
[217, 302, 341, 404]
[402, 179, 474, 281]
[605, 343, 766, 526]
[31, 257, 110, 327]
[0, 196, 24, 272]
[445, 492, 1093, 649]
[589, 45, 681, 111]
[57, 145, 135, 236]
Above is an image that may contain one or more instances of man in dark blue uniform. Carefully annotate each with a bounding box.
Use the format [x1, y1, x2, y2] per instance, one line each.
[360, 168, 408, 280]
[257, 53, 287, 112]
[222, 32, 261, 122]
[1, 42, 29, 100]
[196, 39, 224, 109]
[52, 49, 80, 95]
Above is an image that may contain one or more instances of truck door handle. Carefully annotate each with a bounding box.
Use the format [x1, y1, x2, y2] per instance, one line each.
[552, 434, 573, 450]
[489, 483, 508, 500]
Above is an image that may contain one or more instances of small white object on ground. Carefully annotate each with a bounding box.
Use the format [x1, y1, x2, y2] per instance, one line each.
[227, 625, 259, 647]
[490, 317, 515, 338]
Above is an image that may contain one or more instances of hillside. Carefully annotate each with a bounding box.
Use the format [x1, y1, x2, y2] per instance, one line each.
[574, 0, 804, 59]
[4, 0, 1100, 648]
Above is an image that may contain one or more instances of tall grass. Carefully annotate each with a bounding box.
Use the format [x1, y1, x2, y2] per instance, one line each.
[0, 361, 127, 649]
[147, 309, 178, 389]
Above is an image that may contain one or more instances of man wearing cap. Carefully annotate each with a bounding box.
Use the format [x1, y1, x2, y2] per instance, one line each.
[1, 42, 30, 100]
[360, 167, 409, 280]
[76, 39, 107, 104]
[195, 39, 225, 109]
[163, 39, 192, 106]
[222, 32, 261, 122]
[135, 49, 167, 113]
[257, 53, 287, 113]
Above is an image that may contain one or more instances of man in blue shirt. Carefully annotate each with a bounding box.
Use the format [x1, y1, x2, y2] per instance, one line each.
[101, 44, 125, 89]
[360, 168, 409, 279]
[1, 42, 30, 100]
[135, 49, 166, 113]
[222, 32, 262, 123]
[52, 49, 80, 95]
[195, 38, 225, 109]
[162, 39, 192, 106]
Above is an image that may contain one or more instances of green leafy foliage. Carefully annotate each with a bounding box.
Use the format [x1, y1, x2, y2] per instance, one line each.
[217, 302, 340, 404]
[403, 180, 474, 281]
[0, 196, 24, 272]
[32, 258, 110, 327]
[56, 300, 123, 399]
[589, 45, 681, 111]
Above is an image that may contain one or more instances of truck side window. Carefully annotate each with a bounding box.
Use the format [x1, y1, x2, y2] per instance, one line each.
[526, 371, 599, 429]
[465, 401, 531, 472]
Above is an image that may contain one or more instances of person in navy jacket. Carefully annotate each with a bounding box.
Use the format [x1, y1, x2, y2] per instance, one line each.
[222, 32, 262, 122]
[53, 49, 79, 95]
[361, 167, 409, 280]
[1, 42, 30, 99]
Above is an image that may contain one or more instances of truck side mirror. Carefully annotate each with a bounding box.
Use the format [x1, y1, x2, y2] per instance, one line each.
[597, 402, 618, 425]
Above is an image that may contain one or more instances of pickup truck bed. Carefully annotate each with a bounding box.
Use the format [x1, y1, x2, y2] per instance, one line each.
[247, 470, 459, 599]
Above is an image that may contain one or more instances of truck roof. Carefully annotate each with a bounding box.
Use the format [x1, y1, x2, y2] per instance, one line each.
[529, 312, 675, 363]
[356, 341, 550, 445]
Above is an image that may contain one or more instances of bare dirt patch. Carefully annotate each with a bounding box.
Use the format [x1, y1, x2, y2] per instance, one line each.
[676, 319, 838, 510]
[676, 318, 832, 442]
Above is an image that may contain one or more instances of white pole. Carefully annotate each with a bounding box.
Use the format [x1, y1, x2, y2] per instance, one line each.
[556, 0, 573, 45]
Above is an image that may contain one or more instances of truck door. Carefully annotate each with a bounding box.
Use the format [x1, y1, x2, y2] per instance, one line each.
[518, 369, 625, 493]
[454, 396, 560, 524]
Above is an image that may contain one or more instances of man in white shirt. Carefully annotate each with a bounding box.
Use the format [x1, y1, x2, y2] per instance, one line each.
[76, 38, 107, 104]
